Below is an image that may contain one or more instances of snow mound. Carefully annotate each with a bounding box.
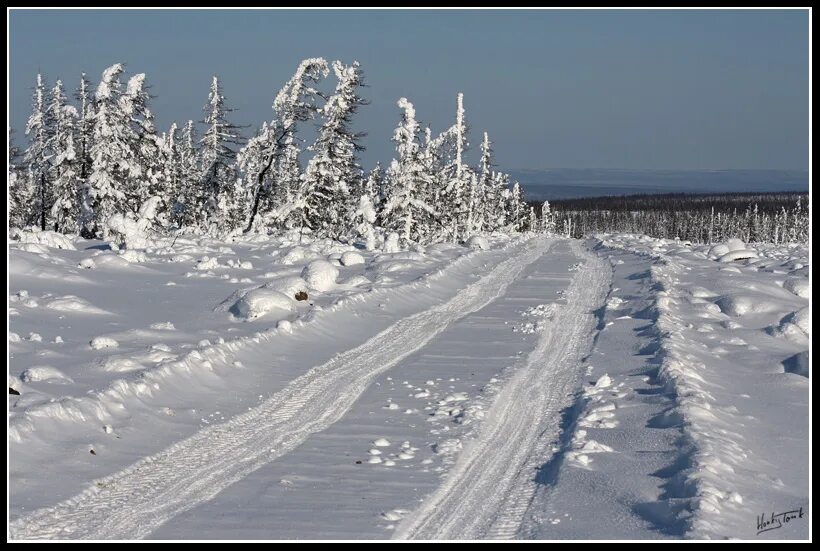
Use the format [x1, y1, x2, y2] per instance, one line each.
[100, 357, 146, 373]
[714, 295, 782, 317]
[46, 295, 109, 315]
[264, 276, 309, 298]
[78, 258, 96, 270]
[280, 246, 312, 265]
[94, 254, 132, 269]
[301, 260, 339, 292]
[433, 438, 463, 456]
[718, 250, 758, 263]
[593, 374, 612, 389]
[14, 243, 51, 254]
[767, 307, 810, 341]
[119, 250, 148, 263]
[688, 286, 718, 299]
[783, 278, 810, 299]
[195, 256, 220, 270]
[783, 351, 809, 378]
[725, 238, 747, 252]
[231, 288, 293, 320]
[90, 336, 119, 350]
[20, 366, 74, 384]
[12, 229, 76, 250]
[465, 235, 489, 250]
[383, 233, 401, 253]
[344, 275, 372, 287]
[340, 251, 365, 266]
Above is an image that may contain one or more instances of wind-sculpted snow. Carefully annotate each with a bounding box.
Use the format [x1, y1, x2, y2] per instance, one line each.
[587, 234, 809, 539]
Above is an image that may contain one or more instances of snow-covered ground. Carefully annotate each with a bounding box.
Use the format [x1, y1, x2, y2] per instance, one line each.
[8, 231, 809, 540]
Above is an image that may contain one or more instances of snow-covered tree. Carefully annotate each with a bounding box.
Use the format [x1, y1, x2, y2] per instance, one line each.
[9, 127, 34, 228]
[300, 60, 367, 240]
[439, 93, 473, 242]
[123, 73, 165, 209]
[172, 120, 200, 229]
[244, 58, 330, 232]
[382, 98, 437, 246]
[352, 194, 378, 250]
[75, 73, 95, 236]
[162, 122, 185, 227]
[87, 63, 131, 237]
[541, 200, 556, 234]
[363, 163, 383, 204]
[197, 76, 245, 233]
[506, 181, 527, 231]
[476, 132, 496, 231]
[24, 73, 53, 230]
[47, 80, 80, 233]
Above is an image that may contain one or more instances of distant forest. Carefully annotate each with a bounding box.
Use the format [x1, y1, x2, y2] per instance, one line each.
[532, 191, 809, 244]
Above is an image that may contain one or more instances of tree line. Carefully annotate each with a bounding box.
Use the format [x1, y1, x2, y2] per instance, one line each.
[8, 59, 533, 248]
[536, 191, 809, 244]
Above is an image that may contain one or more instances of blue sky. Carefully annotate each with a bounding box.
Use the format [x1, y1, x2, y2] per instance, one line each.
[9, 9, 809, 171]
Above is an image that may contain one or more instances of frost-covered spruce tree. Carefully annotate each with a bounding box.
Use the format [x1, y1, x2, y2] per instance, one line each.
[440, 93, 472, 242]
[363, 163, 384, 220]
[123, 73, 166, 210]
[47, 80, 80, 233]
[353, 194, 378, 250]
[244, 58, 330, 233]
[24, 73, 53, 230]
[477, 132, 495, 231]
[198, 76, 245, 234]
[300, 61, 367, 240]
[173, 120, 200, 229]
[88, 64, 131, 237]
[382, 98, 436, 246]
[162, 122, 185, 227]
[506, 181, 527, 231]
[74, 73, 95, 236]
[541, 200, 556, 234]
[9, 127, 34, 228]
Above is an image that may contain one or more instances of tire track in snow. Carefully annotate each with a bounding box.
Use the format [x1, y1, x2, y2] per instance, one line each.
[395, 240, 609, 540]
[9, 237, 552, 541]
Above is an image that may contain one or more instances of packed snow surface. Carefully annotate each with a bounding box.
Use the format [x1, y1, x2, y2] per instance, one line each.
[8, 231, 808, 541]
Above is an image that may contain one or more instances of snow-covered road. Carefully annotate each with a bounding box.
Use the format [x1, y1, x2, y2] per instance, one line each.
[9, 235, 809, 540]
[10, 237, 554, 540]
[396, 240, 609, 539]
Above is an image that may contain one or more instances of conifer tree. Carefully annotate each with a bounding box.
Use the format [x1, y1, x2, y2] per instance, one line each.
[47, 80, 80, 233]
[198, 76, 244, 233]
[244, 58, 329, 232]
[24, 73, 53, 230]
[88, 63, 131, 237]
[301, 61, 367, 239]
[382, 98, 436, 245]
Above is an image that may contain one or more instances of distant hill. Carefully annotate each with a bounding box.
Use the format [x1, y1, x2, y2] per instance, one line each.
[505, 168, 809, 201]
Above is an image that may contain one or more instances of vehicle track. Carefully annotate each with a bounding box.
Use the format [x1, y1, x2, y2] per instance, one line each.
[9, 237, 552, 540]
[395, 240, 609, 540]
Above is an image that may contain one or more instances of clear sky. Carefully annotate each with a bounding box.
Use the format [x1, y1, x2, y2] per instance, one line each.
[9, 9, 809, 171]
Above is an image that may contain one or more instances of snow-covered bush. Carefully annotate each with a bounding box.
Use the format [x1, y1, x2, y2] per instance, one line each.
[301, 260, 339, 292]
[105, 196, 162, 250]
